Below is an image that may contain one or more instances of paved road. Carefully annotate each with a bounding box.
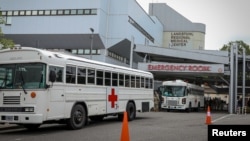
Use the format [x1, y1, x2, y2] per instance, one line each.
[0, 111, 249, 141]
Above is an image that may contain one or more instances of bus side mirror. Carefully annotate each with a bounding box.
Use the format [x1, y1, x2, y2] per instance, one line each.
[49, 70, 56, 83]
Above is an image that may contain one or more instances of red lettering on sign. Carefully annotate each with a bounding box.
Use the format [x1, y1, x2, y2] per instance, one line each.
[148, 64, 211, 72]
[108, 88, 118, 108]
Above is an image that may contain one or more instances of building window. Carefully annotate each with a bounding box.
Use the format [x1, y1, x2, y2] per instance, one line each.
[5, 16, 12, 25]
[71, 9, 77, 15]
[72, 49, 77, 54]
[7, 11, 12, 16]
[13, 11, 19, 16]
[78, 49, 84, 54]
[51, 10, 57, 15]
[64, 10, 70, 15]
[91, 9, 97, 15]
[44, 10, 50, 15]
[19, 11, 25, 16]
[26, 10, 31, 15]
[38, 10, 44, 15]
[57, 10, 63, 15]
[84, 9, 90, 15]
[0, 8, 97, 17]
[85, 49, 90, 54]
[77, 9, 84, 15]
[32, 10, 38, 15]
[69, 49, 101, 55]
[1, 11, 7, 16]
[107, 50, 128, 64]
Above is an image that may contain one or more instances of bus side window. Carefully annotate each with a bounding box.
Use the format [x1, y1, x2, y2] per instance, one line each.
[78, 67, 86, 84]
[125, 74, 130, 87]
[119, 73, 124, 87]
[131, 75, 135, 88]
[105, 71, 111, 86]
[145, 78, 149, 88]
[187, 88, 190, 95]
[112, 72, 118, 86]
[49, 66, 63, 82]
[87, 68, 95, 84]
[66, 66, 76, 84]
[136, 76, 140, 88]
[140, 77, 145, 88]
[96, 70, 103, 85]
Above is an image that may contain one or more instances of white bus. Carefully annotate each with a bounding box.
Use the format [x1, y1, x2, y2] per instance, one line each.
[159, 80, 204, 112]
[0, 47, 154, 130]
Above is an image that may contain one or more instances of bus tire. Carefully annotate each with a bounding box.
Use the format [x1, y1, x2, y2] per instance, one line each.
[67, 104, 86, 130]
[196, 102, 200, 112]
[126, 102, 136, 121]
[186, 103, 192, 113]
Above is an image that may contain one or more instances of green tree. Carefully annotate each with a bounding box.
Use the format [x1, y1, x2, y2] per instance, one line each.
[0, 12, 15, 49]
[220, 40, 250, 55]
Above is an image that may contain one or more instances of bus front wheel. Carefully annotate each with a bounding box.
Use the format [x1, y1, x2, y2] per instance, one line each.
[186, 103, 192, 113]
[67, 104, 87, 130]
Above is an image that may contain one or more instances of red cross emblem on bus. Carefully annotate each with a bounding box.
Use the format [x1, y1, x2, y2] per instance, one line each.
[108, 88, 118, 108]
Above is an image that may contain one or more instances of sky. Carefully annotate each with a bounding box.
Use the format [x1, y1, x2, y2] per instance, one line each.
[137, 0, 250, 50]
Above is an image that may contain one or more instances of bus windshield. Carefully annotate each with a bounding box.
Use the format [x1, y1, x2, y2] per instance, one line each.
[0, 63, 46, 89]
[162, 86, 186, 97]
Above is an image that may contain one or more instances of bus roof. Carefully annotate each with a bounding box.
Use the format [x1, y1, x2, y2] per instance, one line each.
[162, 79, 203, 90]
[0, 47, 153, 77]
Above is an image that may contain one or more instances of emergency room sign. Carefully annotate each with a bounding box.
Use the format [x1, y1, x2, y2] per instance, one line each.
[138, 62, 224, 73]
[107, 87, 119, 113]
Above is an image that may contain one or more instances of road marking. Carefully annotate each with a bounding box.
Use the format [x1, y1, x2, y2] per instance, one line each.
[212, 114, 234, 123]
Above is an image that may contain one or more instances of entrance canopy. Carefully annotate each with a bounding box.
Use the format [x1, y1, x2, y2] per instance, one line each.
[134, 44, 230, 91]
[135, 44, 229, 64]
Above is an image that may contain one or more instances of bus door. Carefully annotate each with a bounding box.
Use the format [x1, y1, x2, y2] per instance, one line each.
[47, 67, 65, 119]
[106, 87, 119, 113]
[48, 88, 65, 119]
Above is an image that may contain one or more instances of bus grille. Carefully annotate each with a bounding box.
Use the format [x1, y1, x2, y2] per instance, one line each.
[3, 96, 21, 105]
[167, 100, 177, 106]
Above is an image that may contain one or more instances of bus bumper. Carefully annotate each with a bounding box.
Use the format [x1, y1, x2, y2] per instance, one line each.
[162, 105, 186, 110]
[0, 114, 43, 124]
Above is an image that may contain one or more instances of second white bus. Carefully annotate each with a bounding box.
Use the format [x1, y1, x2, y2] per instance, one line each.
[159, 80, 204, 112]
[0, 47, 154, 130]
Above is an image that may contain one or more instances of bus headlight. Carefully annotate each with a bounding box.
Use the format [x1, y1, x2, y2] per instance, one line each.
[182, 98, 186, 104]
[24, 107, 34, 112]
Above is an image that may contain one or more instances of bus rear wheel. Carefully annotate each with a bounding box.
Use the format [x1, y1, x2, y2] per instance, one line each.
[127, 102, 136, 121]
[67, 104, 86, 130]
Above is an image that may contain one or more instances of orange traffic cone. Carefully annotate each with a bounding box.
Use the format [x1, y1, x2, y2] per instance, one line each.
[205, 106, 212, 125]
[120, 111, 130, 141]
